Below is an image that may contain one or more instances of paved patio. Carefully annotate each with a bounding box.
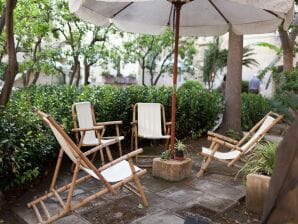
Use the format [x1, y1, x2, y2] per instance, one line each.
[10, 150, 247, 224]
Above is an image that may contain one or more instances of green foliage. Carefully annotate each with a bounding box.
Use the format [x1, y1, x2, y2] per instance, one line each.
[225, 129, 241, 141]
[239, 141, 278, 177]
[283, 69, 298, 92]
[160, 150, 171, 160]
[177, 81, 223, 138]
[241, 93, 270, 131]
[202, 37, 258, 90]
[241, 80, 249, 93]
[0, 85, 222, 190]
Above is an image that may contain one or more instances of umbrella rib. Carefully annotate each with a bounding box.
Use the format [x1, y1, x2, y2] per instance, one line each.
[112, 2, 134, 18]
[263, 10, 283, 20]
[208, 0, 229, 24]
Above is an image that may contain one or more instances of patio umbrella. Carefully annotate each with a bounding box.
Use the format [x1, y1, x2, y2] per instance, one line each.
[69, 0, 294, 158]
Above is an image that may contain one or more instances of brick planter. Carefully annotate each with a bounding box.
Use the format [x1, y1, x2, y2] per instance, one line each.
[152, 158, 192, 181]
[246, 173, 271, 214]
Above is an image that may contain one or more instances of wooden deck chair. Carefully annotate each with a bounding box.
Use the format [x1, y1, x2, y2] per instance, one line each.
[28, 111, 148, 224]
[72, 102, 124, 164]
[131, 103, 171, 167]
[197, 111, 283, 177]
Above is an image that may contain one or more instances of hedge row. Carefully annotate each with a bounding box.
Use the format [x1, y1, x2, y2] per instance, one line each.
[0, 83, 222, 191]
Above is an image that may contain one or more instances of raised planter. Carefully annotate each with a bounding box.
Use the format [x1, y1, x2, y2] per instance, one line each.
[246, 173, 271, 214]
[152, 157, 192, 181]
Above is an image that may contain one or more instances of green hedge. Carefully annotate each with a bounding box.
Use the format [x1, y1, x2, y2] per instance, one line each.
[0, 83, 222, 191]
[241, 93, 270, 131]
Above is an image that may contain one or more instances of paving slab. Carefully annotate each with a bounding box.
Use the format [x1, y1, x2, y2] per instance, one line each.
[131, 211, 185, 224]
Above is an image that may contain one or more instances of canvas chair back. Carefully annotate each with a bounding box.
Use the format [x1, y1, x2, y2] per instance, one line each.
[241, 115, 276, 154]
[137, 103, 163, 138]
[74, 102, 98, 144]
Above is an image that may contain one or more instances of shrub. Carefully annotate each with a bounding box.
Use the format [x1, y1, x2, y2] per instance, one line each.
[238, 141, 278, 177]
[241, 93, 270, 131]
[241, 80, 249, 93]
[177, 81, 223, 138]
[0, 84, 222, 191]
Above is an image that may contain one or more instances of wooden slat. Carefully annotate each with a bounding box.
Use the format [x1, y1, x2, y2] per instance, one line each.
[40, 201, 50, 219]
[32, 204, 43, 224]
[52, 190, 65, 209]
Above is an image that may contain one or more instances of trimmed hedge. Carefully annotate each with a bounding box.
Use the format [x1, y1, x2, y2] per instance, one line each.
[241, 93, 270, 131]
[0, 83, 222, 191]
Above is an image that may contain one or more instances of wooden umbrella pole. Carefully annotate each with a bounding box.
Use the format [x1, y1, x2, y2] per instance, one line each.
[170, 2, 182, 159]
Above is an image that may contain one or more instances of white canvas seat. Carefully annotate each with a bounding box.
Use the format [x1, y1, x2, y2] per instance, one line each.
[131, 103, 171, 167]
[72, 102, 124, 164]
[28, 111, 148, 224]
[197, 111, 283, 177]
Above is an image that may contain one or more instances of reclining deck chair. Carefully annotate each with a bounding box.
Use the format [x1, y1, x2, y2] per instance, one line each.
[28, 111, 148, 224]
[197, 111, 283, 177]
[72, 102, 124, 164]
[131, 103, 171, 167]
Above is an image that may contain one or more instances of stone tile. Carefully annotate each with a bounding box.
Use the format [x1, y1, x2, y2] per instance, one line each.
[55, 214, 91, 224]
[131, 211, 185, 224]
[145, 193, 181, 213]
[188, 177, 245, 202]
[141, 174, 173, 193]
[156, 185, 204, 204]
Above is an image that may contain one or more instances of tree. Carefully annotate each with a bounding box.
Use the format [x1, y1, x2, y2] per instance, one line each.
[202, 37, 258, 90]
[279, 0, 298, 72]
[0, 0, 17, 107]
[222, 31, 243, 134]
[15, 0, 53, 86]
[124, 30, 196, 86]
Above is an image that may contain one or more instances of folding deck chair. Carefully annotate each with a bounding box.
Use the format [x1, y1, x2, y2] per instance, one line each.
[197, 111, 283, 177]
[131, 103, 171, 167]
[72, 102, 124, 164]
[27, 111, 148, 224]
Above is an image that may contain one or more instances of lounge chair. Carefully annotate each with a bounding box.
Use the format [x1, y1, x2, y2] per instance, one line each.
[197, 111, 283, 177]
[72, 102, 124, 164]
[131, 103, 171, 167]
[27, 111, 148, 224]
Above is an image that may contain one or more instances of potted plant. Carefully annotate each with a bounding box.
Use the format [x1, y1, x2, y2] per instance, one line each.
[238, 141, 278, 214]
[174, 140, 189, 160]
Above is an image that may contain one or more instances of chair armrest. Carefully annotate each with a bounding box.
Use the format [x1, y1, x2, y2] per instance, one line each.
[72, 126, 104, 132]
[207, 131, 238, 145]
[97, 149, 144, 172]
[208, 136, 243, 152]
[166, 122, 171, 126]
[95, 121, 123, 126]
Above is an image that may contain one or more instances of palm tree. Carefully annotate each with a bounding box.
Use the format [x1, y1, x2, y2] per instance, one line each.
[202, 37, 259, 90]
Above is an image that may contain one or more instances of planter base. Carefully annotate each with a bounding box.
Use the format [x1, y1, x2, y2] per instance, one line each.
[152, 157, 192, 181]
[246, 173, 271, 214]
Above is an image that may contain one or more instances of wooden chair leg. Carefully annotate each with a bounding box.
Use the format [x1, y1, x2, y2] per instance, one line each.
[65, 159, 80, 212]
[50, 148, 64, 190]
[197, 156, 212, 177]
[106, 146, 113, 162]
[99, 148, 105, 166]
[128, 159, 148, 207]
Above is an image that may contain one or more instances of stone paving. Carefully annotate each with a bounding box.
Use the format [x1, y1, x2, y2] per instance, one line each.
[11, 153, 246, 224]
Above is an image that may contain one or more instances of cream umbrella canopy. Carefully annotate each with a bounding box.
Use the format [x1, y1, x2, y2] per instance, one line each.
[69, 0, 294, 157]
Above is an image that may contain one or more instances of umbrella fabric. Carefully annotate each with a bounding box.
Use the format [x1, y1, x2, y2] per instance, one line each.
[69, 0, 293, 36]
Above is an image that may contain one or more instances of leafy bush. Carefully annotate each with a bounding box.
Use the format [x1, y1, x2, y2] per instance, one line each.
[241, 80, 249, 93]
[238, 141, 278, 177]
[282, 69, 298, 93]
[177, 81, 223, 138]
[0, 84, 222, 191]
[241, 93, 270, 131]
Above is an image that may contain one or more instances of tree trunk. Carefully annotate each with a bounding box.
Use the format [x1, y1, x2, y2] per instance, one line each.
[69, 57, 79, 85]
[279, 29, 294, 72]
[75, 62, 81, 87]
[222, 30, 243, 134]
[262, 117, 298, 223]
[84, 61, 90, 85]
[0, 0, 18, 107]
[141, 59, 146, 86]
[30, 71, 40, 85]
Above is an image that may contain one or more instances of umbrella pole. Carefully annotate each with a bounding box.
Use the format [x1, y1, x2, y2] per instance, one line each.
[170, 2, 182, 159]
